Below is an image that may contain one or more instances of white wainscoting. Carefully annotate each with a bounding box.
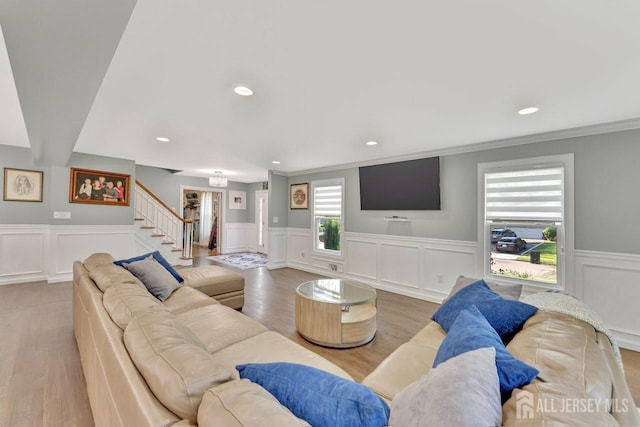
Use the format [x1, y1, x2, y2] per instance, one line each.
[267, 228, 288, 269]
[0, 225, 49, 285]
[575, 250, 640, 351]
[271, 228, 477, 303]
[221, 223, 257, 254]
[49, 225, 136, 283]
[0, 224, 136, 285]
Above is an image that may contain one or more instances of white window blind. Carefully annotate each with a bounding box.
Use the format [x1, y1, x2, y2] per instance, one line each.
[314, 185, 342, 217]
[485, 167, 564, 221]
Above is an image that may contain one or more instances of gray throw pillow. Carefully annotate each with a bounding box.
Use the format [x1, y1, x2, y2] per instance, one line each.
[122, 255, 180, 301]
[388, 347, 501, 427]
[447, 275, 522, 301]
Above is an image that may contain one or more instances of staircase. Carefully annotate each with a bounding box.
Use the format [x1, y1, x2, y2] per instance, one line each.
[134, 181, 193, 266]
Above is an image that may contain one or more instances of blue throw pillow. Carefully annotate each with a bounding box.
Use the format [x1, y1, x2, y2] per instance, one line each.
[114, 251, 183, 283]
[236, 362, 389, 427]
[433, 305, 539, 393]
[432, 279, 537, 340]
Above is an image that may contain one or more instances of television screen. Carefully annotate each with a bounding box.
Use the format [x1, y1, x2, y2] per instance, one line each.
[359, 157, 440, 210]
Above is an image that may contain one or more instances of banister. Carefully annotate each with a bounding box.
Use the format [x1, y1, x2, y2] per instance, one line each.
[135, 180, 193, 224]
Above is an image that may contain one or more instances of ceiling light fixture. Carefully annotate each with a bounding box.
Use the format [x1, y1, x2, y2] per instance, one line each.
[272, 160, 281, 164]
[208, 171, 228, 187]
[234, 86, 254, 96]
[156, 137, 170, 142]
[518, 107, 539, 115]
[366, 141, 378, 146]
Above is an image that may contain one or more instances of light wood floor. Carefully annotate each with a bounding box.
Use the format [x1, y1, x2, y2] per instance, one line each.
[1, 259, 638, 426]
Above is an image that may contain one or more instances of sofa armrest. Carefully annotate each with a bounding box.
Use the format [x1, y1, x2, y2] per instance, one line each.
[597, 332, 640, 426]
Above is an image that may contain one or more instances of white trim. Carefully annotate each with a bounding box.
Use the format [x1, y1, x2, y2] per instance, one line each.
[311, 178, 345, 258]
[477, 153, 574, 292]
[179, 184, 226, 253]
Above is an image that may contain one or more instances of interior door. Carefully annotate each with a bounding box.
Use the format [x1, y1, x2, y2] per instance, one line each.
[256, 190, 268, 254]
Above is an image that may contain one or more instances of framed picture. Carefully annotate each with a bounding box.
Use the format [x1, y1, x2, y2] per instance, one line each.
[290, 183, 309, 209]
[69, 167, 131, 206]
[229, 190, 246, 210]
[3, 168, 44, 202]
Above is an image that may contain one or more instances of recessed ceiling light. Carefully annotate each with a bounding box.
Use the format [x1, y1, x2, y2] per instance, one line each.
[366, 141, 378, 146]
[518, 107, 539, 115]
[272, 160, 281, 164]
[234, 86, 254, 96]
[156, 137, 170, 142]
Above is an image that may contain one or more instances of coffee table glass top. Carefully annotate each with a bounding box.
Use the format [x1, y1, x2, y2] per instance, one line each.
[296, 279, 376, 305]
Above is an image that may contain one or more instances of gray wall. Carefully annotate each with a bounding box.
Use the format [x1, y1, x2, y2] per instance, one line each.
[268, 171, 289, 228]
[135, 165, 256, 223]
[0, 145, 51, 223]
[0, 146, 135, 225]
[277, 128, 640, 255]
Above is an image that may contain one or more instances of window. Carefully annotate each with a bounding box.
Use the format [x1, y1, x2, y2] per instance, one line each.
[479, 155, 574, 288]
[313, 180, 344, 255]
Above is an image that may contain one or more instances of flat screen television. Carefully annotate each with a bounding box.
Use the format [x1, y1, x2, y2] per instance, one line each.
[359, 157, 440, 210]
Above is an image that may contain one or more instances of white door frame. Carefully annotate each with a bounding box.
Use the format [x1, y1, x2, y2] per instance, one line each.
[179, 185, 226, 252]
[255, 190, 268, 254]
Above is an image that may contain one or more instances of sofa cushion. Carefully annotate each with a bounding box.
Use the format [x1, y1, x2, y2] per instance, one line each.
[446, 275, 522, 301]
[237, 362, 389, 427]
[163, 285, 219, 315]
[176, 304, 268, 354]
[83, 252, 115, 271]
[103, 281, 168, 329]
[89, 262, 144, 293]
[432, 279, 537, 340]
[180, 265, 244, 296]
[389, 347, 501, 427]
[124, 310, 233, 423]
[198, 380, 310, 427]
[114, 250, 184, 283]
[433, 305, 539, 393]
[121, 255, 181, 301]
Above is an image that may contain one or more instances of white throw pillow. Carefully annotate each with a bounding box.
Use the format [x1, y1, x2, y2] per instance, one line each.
[389, 347, 501, 427]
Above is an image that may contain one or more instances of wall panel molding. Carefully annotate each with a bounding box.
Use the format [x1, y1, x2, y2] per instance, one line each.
[222, 223, 256, 254]
[575, 250, 640, 351]
[0, 224, 136, 285]
[0, 225, 48, 285]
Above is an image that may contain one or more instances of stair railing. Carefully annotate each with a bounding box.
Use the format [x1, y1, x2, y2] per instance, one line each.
[134, 180, 193, 260]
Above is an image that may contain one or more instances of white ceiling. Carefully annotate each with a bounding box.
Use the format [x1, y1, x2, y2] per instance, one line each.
[4, 1, 640, 182]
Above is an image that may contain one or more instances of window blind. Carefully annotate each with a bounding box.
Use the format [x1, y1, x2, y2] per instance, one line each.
[314, 185, 342, 217]
[485, 167, 563, 221]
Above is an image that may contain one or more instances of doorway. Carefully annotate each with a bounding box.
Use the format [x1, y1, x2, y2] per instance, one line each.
[181, 186, 225, 256]
[256, 190, 268, 254]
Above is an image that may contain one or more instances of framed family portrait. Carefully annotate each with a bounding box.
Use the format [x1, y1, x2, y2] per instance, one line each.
[3, 168, 44, 202]
[290, 183, 309, 209]
[69, 167, 131, 206]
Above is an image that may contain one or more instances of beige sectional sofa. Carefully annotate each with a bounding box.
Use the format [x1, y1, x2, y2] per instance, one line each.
[73, 253, 351, 427]
[74, 253, 639, 426]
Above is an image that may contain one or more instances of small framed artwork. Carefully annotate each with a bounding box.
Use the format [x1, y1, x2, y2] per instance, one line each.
[229, 190, 246, 210]
[290, 183, 309, 209]
[69, 167, 131, 206]
[3, 168, 44, 202]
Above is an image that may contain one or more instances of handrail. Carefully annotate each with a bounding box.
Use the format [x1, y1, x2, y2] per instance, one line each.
[134, 180, 193, 261]
[135, 180, 193, 224]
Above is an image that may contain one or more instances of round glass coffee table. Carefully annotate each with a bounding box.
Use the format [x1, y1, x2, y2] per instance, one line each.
[295, 279, 377, 348]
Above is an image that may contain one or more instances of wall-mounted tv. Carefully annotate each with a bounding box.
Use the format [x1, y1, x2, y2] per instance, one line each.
[359, 157, 440, 210]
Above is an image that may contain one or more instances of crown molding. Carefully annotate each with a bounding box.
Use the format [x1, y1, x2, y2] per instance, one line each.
[284, 117, 640, 177]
